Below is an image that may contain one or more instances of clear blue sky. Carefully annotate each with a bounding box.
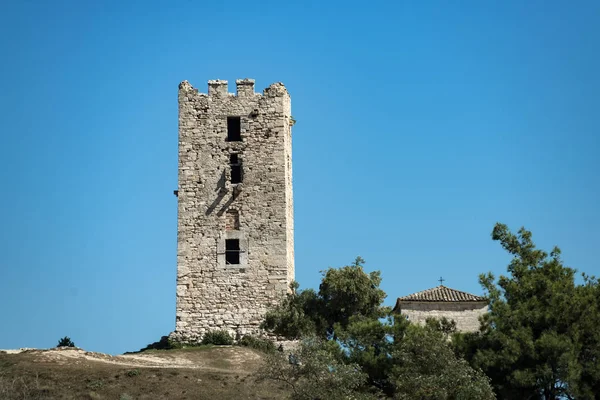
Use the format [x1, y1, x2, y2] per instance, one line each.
[1, 0, 598, 355]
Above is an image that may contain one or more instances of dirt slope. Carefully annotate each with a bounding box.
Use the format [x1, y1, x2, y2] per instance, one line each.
[0, 346, 287, 400]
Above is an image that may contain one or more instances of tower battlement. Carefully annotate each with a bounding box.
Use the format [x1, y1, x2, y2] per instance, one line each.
[171, 78, 295, 342]
[179, 79, 289, 99]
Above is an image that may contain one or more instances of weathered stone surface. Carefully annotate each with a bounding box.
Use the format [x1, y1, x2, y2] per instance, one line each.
[170, 79, 295, 343]
[393, 285, 488, 332]
[398, 301, 488, 332]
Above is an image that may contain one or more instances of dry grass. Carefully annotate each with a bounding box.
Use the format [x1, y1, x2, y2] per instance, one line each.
[0, 347, 287, 400]
[0, 372, 48, 400]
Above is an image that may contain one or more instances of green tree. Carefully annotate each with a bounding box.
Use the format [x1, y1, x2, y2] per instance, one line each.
[319, 256, 387, 338]
[57, 336, 75, 347]
[425, 316, 457, 337]
[455, 223, 600, 399]
[571, 274, 600, 399]
[262, 257, 495, 399]
[261, 281, 322, 339]
[335, 314, 401, 395]
[262, 257, 386, 340]
[392, 324, 495, 400]
[260, 338, 379, 400]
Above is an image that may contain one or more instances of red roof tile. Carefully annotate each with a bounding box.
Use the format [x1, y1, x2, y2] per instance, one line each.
[396, 285, 486, 303]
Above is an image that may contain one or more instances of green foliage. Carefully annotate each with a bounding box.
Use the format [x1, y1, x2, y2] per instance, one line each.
[425, 316, 457, 336]
[238, 335, 276, 354]
[134, 335, 182, 352]
[572, 274, 600, 399]
[201, 330, 234, 345]
[262, 257, 387, 340]
[392, 324, 494, 400]
[57, 336, 75, 347]
[86, 379, 104, 389]
[167, 340, 184, 350]
[455, 223, 600, 399]
[335, 314, 401, 395]
[125, 369, 140, 377]
[259, 338, 379, 400]
[261, 257, 495, 399]
[261, 282, 322, 339]
[319, 257, 388, 337]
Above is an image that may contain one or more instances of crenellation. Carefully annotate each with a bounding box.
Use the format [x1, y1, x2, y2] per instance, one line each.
[207, 79, 228, 97]
[235, 78, 255, 97]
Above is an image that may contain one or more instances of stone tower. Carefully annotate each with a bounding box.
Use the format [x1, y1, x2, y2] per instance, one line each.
[171, 78, 294, 342]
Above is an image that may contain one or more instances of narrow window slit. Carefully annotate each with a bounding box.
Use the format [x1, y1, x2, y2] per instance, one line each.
[227, 117, 241, 141]
[230, 153, 242, 184]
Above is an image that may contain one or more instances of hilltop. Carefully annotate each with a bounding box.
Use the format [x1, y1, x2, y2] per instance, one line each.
[0, 346, 285, 400]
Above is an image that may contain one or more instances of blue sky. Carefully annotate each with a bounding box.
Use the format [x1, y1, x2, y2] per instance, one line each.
[1, 0, 598, 355]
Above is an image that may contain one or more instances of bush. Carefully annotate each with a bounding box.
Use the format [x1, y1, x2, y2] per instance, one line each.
[134, 335, 182, 352]
[259, 338, 379, 400]
[86, 379, 104, 390]
[238, 335, 276, 353]
[57, 336, 75, 347]
[201, 330, 233, 345]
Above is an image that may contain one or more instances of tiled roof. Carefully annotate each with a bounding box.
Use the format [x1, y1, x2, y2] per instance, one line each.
[396, 285, 486, 303]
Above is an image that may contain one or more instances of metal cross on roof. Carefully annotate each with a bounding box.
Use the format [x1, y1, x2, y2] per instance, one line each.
[438, 276, 445, 285]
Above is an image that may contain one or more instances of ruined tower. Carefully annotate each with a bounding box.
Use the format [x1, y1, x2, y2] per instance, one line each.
[171, 78, 294, 342]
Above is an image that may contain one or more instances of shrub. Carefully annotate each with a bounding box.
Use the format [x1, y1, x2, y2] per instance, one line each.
[238, 335, 276, 353]
[126, 369, 140, 377]
[167, 340, 184, 349]
[134, 335, 182, 352]
[86, 379, 104, 390]
[57, 336, 75, 347]
[201, 330, 233, 345]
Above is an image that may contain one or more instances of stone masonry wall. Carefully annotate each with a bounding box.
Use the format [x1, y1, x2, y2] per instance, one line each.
[171, 78, 294, 342]
[399, 302, 488, 332]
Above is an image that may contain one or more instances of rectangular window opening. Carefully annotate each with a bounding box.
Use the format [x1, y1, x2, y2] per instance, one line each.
[227, 117, 242, 142]
[225, 239, 240, 265]
[230, 154, 242, 184]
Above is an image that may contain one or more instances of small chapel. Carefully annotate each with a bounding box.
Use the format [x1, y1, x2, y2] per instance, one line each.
[393, 283, 488, 332]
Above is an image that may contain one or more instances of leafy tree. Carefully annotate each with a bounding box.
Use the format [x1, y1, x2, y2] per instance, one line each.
[334, 315, 494, 398]
[57, 336, 75, 347]
[335, 314, 401, 395]
[319, 256, 387, 338]
[261, 281, 322, 339]
[392, 324, 495, 400]
[259, 338, 379, 400]
[455, 223, 600, 399]
[262, 257, 495, 399]
[425, 316, 457, 337]
[571, 274, 600, 399]
[262, 257, 386, 340]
